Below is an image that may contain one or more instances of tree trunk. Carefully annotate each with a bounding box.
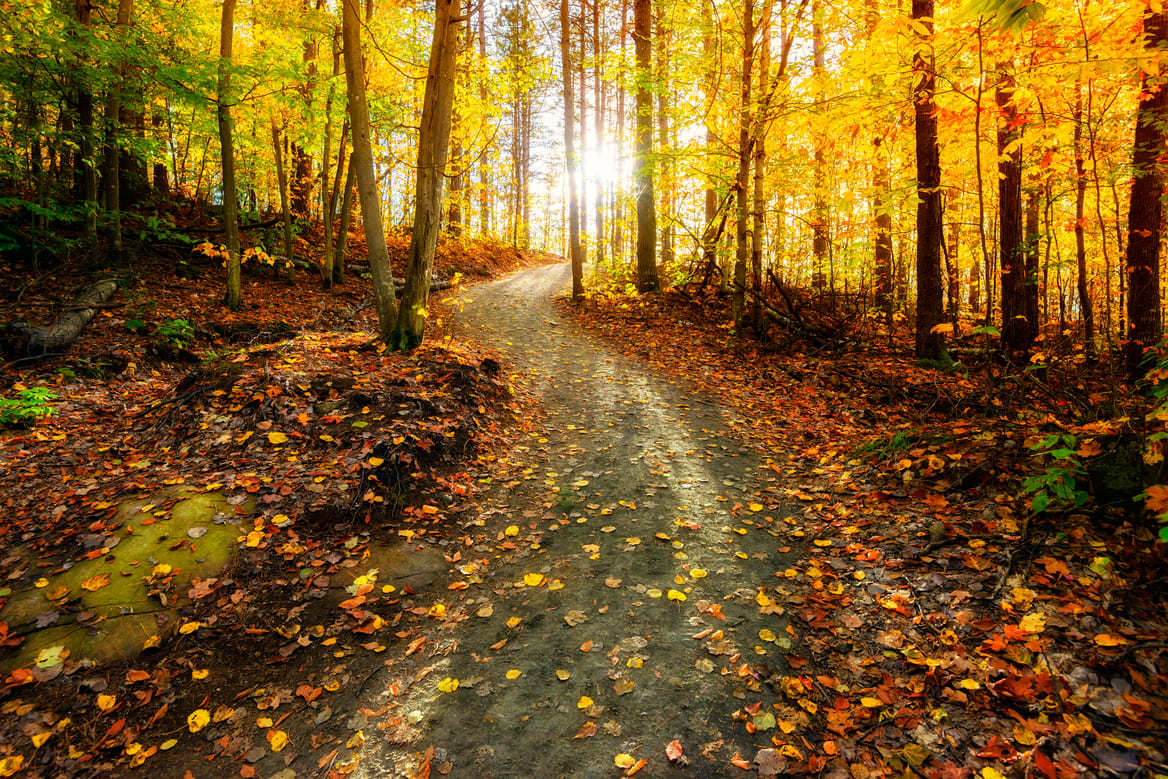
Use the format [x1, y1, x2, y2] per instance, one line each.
[594, 0, 605, 268]
[76, 0, 98, 247]
[912, 0, 943, 359]
[751, 7, 770, 333]
[7, 279, 118, 356]
[873, 138, 893, 316]
[701, 0, 718, 287]
[271, 119, 295, 279]
[218, 0, 242, 311]
[1024, 186, 1041, 340]
[997, 67, 1029, 356]
[633, 0, 658, 291]
[1125, 7, 1168, 376]
[320, 27, 342, 287]
[335, 152, 356, 283]
[811, 0, 828, 290]
[342, 0, 397, 338]
[102, 0, 134, 259]
[732, 0, 754, 326]
[392, 0, 461, 350]
[561, 0, 585, 298]
[656, 15, 673, 269]
[1073, 85, 1095, 360]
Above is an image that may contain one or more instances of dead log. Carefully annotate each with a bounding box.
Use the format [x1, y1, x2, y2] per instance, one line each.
[5, 278, 119, 356]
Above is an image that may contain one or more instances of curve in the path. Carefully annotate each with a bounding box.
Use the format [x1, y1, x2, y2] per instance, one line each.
[359, 263, 798, 778]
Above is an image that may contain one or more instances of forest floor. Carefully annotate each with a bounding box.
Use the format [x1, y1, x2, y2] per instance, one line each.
[0, 255, 1166, 778]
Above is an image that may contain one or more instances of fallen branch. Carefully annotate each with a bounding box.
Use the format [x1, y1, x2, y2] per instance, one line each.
[4, 278, 119, 356]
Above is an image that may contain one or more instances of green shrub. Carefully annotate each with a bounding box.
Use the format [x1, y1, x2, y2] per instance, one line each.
[0, 387, 58, 428]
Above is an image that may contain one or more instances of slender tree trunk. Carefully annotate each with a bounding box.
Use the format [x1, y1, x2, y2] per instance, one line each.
[873, 138, 893, 316]
[633, 0, 658, 291]
[656, 15, 673, 269]
[1125, 7, 1168, 376]
[320, 27, 342, 287]
[973, 22, 993, 325]
[811, 0, 828, 289]
[701, 0, 718, 286]
[997, 67, 1030, 356]
[1024, 186, 1041, 340]
[732, 0, 754, 325]
[594, 0, 604, 267]
[102, 0, 134, 258]
[912, 0, 943, 359]
[335, 153, 356, 283]
[342, 0, 397, 337]
[1072, 85, 1096, 360]
[76, 0, 98, 247]
[477, 0, 490, 236]
[271, 120, 295, 279]
[614, 0, 627, 263]
[218, 0, 242, 310]
[392, 0, 461, 349]
[561, 0, 585, 297]
[751, 8, 770, 333]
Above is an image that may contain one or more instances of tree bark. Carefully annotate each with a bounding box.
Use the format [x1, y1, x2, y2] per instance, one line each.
[633, 0, 658, 291]
[912, 0, 943, 359]
[561, 0, 585, 298]
[270, 119, 295, 280]
[751, 6, 771, 333]
[76, 0, 98, 247]
[1125, 7, 1168, 376]
[392, 0, 461, 349]
[335, 152, 356, 283]
[342, 0, 397, 338]
[732, 0, 754, 326]
[102, 0, 134, 259]
[1073, 84, 1095, 360]
[811, 0, 828, 289]
[997, 67, 1030, 356]
[218, 0, 242, 311]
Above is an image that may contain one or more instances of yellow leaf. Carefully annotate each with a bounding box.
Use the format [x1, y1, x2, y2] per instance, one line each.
[96, 694, 117, 711]
[504, 525, 519, 536]
[267, 431, 288, 445]
[437, 677, 459, 693]
[428, 603, 446, 618]
[614, 754, 636, 769]
[860, 697, 883, 708]
[689, 568, 707, 579]
[982, 769, 1006, 779]
[187, 709, 210, 733]
[556, 669, 572, 680]
[81, 573, 111, 592]
[759, 629, 777, 642]
[267, 730, 288, 752]
[31, 731, 52, 748]
[667, 589, 686, 601]
[505, 669, 522, 680]
[577, 695, 593, 709]
[245, 529, 264, 547]
[1019, 612, 1046, 634]
[257, 716, 274, 728]
[178, 621, 201, 635]
[142, 635, 161, 649]
[368, 457, 384, 467]
[0, 756, 25, 776]
[506, 616, 522, 628]
[523, 573, 545, 587]
[1094, 633, 1127, 647]
[159, 739, 178, 751]
[191, 669, 209, 680]
[748, 503, 764, 512]
[151, 563, 172, 577]
[957, 678, 981, 690]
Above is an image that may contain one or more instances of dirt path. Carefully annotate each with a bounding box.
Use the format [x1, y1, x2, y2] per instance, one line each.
[355, 264, 800, 777]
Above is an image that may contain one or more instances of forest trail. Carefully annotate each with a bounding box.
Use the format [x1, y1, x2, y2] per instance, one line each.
[357, 263, 799, 776]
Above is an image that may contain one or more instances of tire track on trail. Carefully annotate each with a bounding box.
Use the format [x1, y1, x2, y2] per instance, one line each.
[357, 263, 801, 777]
